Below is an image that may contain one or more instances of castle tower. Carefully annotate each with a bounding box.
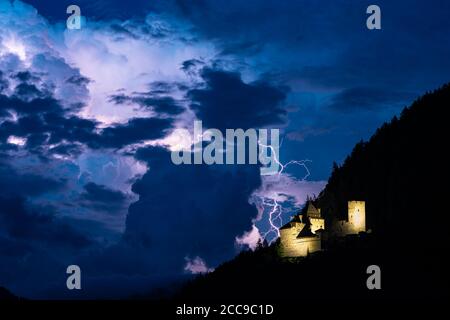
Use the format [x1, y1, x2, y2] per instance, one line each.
[306, 202, 325, 234]
[348, 201, 366, 234]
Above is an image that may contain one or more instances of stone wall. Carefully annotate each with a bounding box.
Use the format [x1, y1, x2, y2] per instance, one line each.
[310, 218, 325, 234]
[279, 236, 321, 257]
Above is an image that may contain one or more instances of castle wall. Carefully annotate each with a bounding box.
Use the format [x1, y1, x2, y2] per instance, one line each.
[280, 222, 305, 241]
[279, 236, 321, 257]
[309, 218, 325, 234]
[333, 220, 353, 236]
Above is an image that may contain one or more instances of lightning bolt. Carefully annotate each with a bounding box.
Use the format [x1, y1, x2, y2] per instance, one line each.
[258, 138, 311, 178]
[257, 138, 311, 244]
[259, 197, 282, 241]
[192, 128, 312, 244]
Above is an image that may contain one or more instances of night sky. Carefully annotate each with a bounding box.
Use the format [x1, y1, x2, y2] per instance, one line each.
[1, 0, 449, 298]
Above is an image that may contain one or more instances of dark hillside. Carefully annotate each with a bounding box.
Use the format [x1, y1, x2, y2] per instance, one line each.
[0, 287, 19, 300]
[315, 83, 449, 248]
[175, 84, 450, 302]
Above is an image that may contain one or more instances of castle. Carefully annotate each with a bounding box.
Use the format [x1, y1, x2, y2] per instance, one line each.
[279, 201, 366, 257]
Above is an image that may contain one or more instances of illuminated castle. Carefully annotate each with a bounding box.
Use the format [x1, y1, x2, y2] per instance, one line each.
[332, 201, 366, 236]
[279, 201, 366, 257]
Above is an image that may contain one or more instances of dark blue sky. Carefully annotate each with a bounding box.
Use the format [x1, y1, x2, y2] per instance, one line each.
[1, 0, 449, 298]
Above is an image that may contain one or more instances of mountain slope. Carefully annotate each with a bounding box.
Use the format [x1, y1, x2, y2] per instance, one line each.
[175, 83, 450, 302]
[0, 287, 19, 300]
[315, 83, 449, 247]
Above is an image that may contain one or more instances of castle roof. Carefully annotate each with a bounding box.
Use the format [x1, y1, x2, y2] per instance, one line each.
[280, 222, 293, 230]
[296, 225, 316, 238]
[306, 202, 321, 218]
[280, 214, 303, 230]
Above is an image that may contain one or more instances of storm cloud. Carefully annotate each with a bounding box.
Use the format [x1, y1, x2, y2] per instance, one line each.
[123, 146, 261, 271]
[189, 67, 288, 130]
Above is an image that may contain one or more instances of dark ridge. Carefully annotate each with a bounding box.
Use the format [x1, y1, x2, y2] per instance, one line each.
[172, 83, 450, 302]
[0, 287, 19, 300]
[315, 83, 450, 248]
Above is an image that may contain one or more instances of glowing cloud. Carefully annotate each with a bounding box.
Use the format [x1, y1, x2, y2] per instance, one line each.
[2, 36, 27, 60]
[7, 135, 27, 146]
[184, 256, 214, 274]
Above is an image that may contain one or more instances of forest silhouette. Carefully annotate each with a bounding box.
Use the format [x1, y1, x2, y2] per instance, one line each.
[175, 84, 450, 302]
